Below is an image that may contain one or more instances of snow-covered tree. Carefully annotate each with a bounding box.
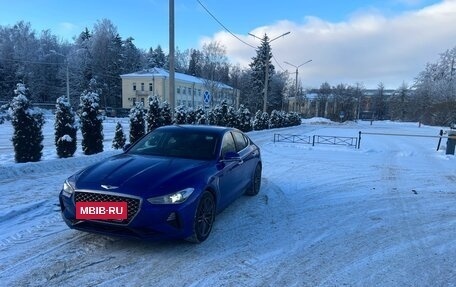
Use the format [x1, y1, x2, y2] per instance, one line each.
[112, 122, 126, 149]
[146, 95, 161, 132]
[249, 34, 275, 112]
[174, 105, 187, 124]
[10, 83, 45, 163]
[129, 102, 145, 144]
[194, 106, 206, 125]
[79, 79, 104, 155]
[186, 108, 196, 125]
[237, 105, 252, 132]
[226, 106, 239, 128]
[208, 100, 229, 126]
[253, 110, 270, 130]
[269, 110, 282, 129]
[55, 96, 77, 158]
[160, 101, 172, 126]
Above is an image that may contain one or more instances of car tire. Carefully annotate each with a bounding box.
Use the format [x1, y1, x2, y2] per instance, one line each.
[245, 163, 261, 196]
[187, 191, 215, 243]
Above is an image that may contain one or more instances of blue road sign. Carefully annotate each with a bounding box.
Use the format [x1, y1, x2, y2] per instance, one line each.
[203, 90, 211, 104]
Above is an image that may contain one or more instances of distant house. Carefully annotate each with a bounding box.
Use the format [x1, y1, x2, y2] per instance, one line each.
[120, 68, 239, 109]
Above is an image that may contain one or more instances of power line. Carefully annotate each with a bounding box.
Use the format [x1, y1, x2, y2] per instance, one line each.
[196, 0, 256, 49]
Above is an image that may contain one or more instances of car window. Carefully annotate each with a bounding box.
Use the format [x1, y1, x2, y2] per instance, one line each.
[220, 132, 236, 158]
[128, 129, 217, 160]
[232, 131, 248, 152]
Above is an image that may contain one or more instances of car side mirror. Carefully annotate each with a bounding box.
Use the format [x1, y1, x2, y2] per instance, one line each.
[222, 151, 242, 162]
[123, 143, 131, 152]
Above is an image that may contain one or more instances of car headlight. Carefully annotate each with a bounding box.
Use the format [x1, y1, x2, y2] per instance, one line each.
[147, 188, 194, 204]
[62, 180, 75, 197]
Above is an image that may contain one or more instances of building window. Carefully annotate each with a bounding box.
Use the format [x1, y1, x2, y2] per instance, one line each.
[149, 83, 153, 91]
[141, 83, 144, 91]
[177, 86, 181, 94]
[183, 87, 186, 95]
[133, 83, 136, 91]
[188, 87, 191, 95]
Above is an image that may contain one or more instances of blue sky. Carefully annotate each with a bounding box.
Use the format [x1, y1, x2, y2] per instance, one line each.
[1, 0, 455, 88]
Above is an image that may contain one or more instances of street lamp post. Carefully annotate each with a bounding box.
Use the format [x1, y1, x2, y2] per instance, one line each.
[249, 32, 290, 113]
[284, 60, 312, 112]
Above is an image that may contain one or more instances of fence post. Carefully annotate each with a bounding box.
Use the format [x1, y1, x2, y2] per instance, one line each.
[312, 135, 315, 146]
[274, 134, 277, 143]
[436, 129, 443, 151]
[357, 131, 362, 149]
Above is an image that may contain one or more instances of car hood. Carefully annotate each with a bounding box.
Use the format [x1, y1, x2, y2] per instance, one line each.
[75, 153, 210, 197]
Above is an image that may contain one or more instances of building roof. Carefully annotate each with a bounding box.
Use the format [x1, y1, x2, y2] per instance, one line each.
[120, 68, 234, 90]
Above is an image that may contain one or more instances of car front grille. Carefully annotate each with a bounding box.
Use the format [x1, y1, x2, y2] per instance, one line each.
[75, 191, 141, 225]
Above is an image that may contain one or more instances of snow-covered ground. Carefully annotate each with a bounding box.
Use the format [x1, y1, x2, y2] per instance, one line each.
[0, 117, 455, 287]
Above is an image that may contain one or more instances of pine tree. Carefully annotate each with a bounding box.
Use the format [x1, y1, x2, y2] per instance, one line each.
[160, 101, 172, 126]
[269, 110, 282, 128]
[237, 105, 252, 132]
[129, 102, 145, 144]
[249, 34, 275, 112]
[186, 108, 196, 125]
[55, 96, 77, 158]
[10, 83, 45, 163]
[174, 105, 187, 124]
[261, 112, 270, 129]
[226, 106, 239, 128]
[79, 79, 104, 155]
[112, 122, 126, 149]
[146, 95, 161, 132]
[194, 106, 206, 125]
[253, 110, 264, 131]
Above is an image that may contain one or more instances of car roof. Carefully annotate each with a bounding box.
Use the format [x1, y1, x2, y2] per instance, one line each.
[155, 125, 237, 135]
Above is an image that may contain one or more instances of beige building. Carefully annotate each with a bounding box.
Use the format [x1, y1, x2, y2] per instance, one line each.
[120, 68, 239, 109]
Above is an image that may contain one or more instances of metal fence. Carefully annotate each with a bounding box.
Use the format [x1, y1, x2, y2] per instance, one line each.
[273, 134, 312, 144]
[274, 134, 358, 148]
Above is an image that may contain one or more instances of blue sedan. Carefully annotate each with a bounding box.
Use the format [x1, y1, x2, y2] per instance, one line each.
[59, 125, 262, 243]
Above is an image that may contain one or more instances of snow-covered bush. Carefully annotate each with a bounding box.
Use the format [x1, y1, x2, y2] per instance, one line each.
[253, 110, 269, 130]
[160, 101, 172, 126]
[146, 95, 161, 132]
[112, 122, 126, 149]
[236, 105, 252, 132]
[129, 102, 145, 144]
[54, 96, 77, 158]
[79, 79, 104, 155]
[174, 105, 187, 124]
[186, 108, 196, 125]
[10, 83, 45, 163]
[194, 106, 206, 125]
[288, 112, 301, 126]
[269, 110, 283, 129]
[226, 106, 239, 128]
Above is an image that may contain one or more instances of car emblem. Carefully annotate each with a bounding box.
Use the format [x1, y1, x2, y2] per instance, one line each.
[101, 184, 119, 190]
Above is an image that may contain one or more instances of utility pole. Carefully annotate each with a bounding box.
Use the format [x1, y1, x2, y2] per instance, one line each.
[169, 0, 175, 114]
[284, 60, 312, 111]
[249, 32, 290, 113]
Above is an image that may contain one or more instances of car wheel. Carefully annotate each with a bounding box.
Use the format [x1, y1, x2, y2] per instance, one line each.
[245, 164, 261, 196]
[187, 191, 215, 243]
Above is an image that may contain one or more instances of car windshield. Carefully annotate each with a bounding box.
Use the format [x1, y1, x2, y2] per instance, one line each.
[128, 129, 219, 160]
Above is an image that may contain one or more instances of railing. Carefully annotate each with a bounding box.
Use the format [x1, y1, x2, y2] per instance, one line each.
[274, 133, 358, 148]
[273, 134, 312, 144]
[313, 135, 358, 147]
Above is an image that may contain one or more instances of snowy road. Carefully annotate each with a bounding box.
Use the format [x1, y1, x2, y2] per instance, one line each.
[0, 119, 455, 286]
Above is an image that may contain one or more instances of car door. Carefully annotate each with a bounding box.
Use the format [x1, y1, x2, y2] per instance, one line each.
[217, 131, 244, 209]
[232, 131, 257, 192]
